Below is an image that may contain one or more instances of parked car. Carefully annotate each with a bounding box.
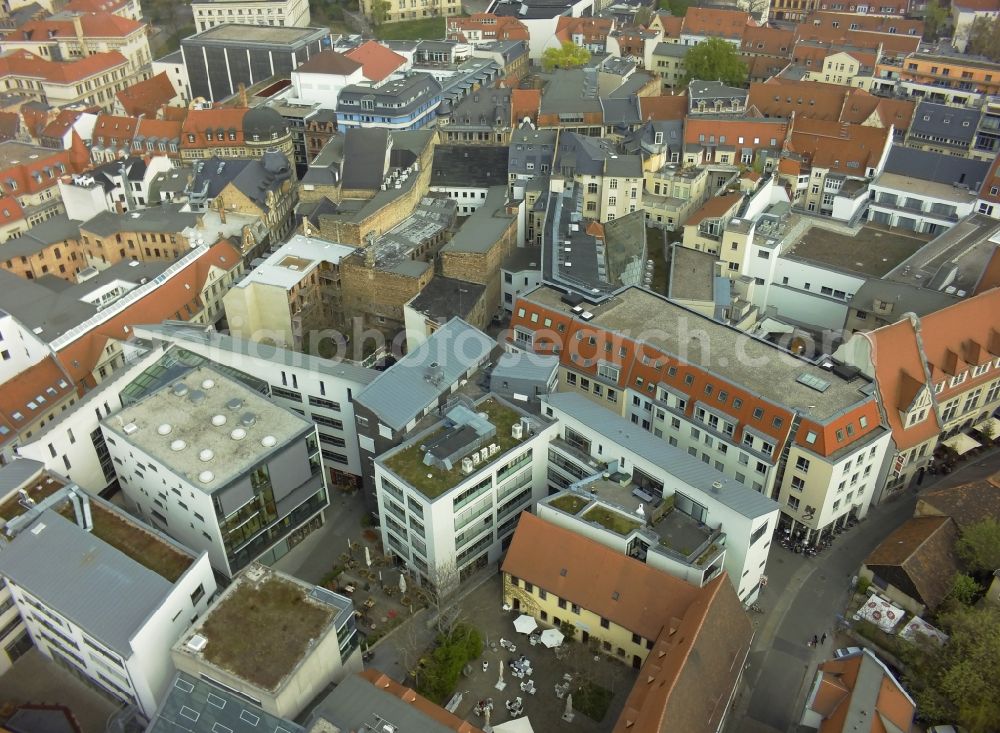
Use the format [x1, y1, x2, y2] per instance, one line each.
[833, 646, 863, 658]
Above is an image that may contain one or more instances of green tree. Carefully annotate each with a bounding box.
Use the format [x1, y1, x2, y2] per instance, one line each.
[956, 518, 1000, 574]
[949, 572, 982, 606]
[658, 0, 690, 16]
[634, 6, 653, 27]
[542, 41, 591, 71]
[923, 0, 948, 41]
[966, 15, 1000, 61]
[681, 37, 748, 87]
[369, 0, 389, 27]
[901, 605, 1000, 732]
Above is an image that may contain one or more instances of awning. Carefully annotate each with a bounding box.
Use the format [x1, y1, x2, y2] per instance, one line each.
[942, 433, 982, 456]
[974, 416, 1000, 438]
[492, 718, 535, 733]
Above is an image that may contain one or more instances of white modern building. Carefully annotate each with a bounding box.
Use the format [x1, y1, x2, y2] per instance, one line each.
[0, 481, 216, 720]
[289, 50, 365, 108]
[374, 393, 557, 594]
[101, 365, 330, 577]
[541, 392, 779, 603]
[134, 322, 377, 484]
[151, 51, 191, 102]
[191, 0, 310, 32]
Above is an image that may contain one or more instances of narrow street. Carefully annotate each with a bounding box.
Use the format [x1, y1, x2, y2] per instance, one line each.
[729, 451, 1000, 733]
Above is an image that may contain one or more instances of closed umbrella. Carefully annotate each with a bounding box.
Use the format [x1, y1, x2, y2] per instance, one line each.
[399, 574, 407, 594]
[513, 614, 538, 635]
[365, 546, 372, 567]
[540, 628, 564, 648]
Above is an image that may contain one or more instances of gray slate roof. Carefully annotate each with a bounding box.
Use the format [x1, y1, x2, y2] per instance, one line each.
[491, 351, 559, 383]
[909, 102, 980, 146]
[2, 215, 80, 259]
[441, 186, 514, 253]
[545, 392, 780, 520]
[430, 145, 509, 188]
[883, 145, 989, 187]
[0, 458, 45, 489]
[509, 128, 556, 177]
[851, 278, 958, 319]
[148, 672, 304, 733]
[406, 275, 486, 323]
[355, 318, 494, 431]
[309, 673, 463, 733]
[0, 509, 176, 656]
[82, 204, 200, 237]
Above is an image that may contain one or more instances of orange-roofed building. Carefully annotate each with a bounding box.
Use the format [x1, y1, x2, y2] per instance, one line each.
[0, 196, 26, 243]
[649, 12, 683, 40]
[89, 113, 139, 162]
[783, 117, 891, 216]
[0, 49, 133, 111]
[639, 93, 688, 121]
[115, 72, 182, 118]
[446, 13, 529, 43]
[554, 16, 615, 52]
[741, 24, 795, 58]
[681, 7, 751, 44]
[0, 355, 77, 462]
[837, 288, 1000, 497]
[801, 649, 915, 732]
[802, 11, 924, 36]
[344, 41, 407, 83]
[879, 51, 1000, 107]
[180, 106, 294, 163]
[502, 513, 753, 733]
[63, 0, 142, 21]
[7, 11, 150, 73]
[511, 88, 541, 125]
[683, 116, 788, 167]
[0, 139, 89, 226]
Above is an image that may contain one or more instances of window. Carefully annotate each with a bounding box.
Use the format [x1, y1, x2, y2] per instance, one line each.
[787, 496, 800, 510]
[795, 456, 810, 472]
[750, 523, 768, 545]
[600, 617, 610, 629]
[791, 476, 805, 491]
[752, 407, 764, 420]
[597, 364, 619, 381]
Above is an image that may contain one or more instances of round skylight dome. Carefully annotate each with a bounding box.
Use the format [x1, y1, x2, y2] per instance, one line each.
[198, 470, 214, 484]
[199, 448, 215, 462]
[201, 379, 216, 390]
[170, 439, 187, 451]
[157, 423, 172, 436]
[211, 414, 227, 427]
[261, 435, 277, 448]
[230, 428, 247, 441]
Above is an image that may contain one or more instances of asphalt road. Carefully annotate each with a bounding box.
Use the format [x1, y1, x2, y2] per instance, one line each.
[729, 450, 1000, 733]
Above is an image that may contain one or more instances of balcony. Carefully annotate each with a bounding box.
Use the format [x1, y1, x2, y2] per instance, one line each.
[651, 507, 723, 567]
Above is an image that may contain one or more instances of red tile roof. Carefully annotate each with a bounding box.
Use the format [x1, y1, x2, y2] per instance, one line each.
[344, 41, 406, 83]
[740, 25, 794, 56]
[682, 7, 752, 39]
[64, 0, 133, 13]
[0, 143, 88, 197]
[0, 195, 25, 225]
[639, 93, 688, 120]
[787, 117, 890, 174]
[295, 50, 363, 76]
[555, 16, 614, 45]
[116, 72, 178, 117]
[802, 11, 924, 36]
[0, 355, 75, 433]
[0, 48, 128, 85]
[181, 107, 247, 148]
[511, 88, 540, 123]
[14, 11, 143, 40]
[41, 108, 86, 141]
[685, 192, 743, 226]
[55, 240, 241, 386]
[863, 515, 959, 610]
[809, 652, 915, 733]
[136, 117, 182, 142]
[446, 13, 529, 42]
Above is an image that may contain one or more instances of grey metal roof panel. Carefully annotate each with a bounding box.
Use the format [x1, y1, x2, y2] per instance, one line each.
[430, 145, 509, 188]
[341, 128, 389, 190]
[355, 318, 494, 430]
[82, 204, 200, 237]
[309, 674, 462, 733]
[148, 672, 305, 733]
[491, 351, 559, 382]
[544, 392, 780, 520]
[0, 509, 174, 656]
[134, 322, 379, 386]
[441, 186, 514, 253]
[0, 459, 45, 489]
[1, 215, 81, 258]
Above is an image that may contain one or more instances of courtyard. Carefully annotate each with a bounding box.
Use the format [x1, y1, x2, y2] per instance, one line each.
[420, 574, 638, 732]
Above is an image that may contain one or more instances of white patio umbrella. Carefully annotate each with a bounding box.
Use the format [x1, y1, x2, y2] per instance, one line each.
[540, 627, 564, 648]
[399, 574, 407, 594]
[513, 614, 538, 635]
[365, 546, 372, 567]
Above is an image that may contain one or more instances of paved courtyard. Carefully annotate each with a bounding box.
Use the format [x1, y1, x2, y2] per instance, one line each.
[443, 575, 638, 732]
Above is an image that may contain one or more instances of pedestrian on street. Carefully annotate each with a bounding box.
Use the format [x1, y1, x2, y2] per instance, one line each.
[821, 633, 827, 645]
[811, 635, 818, 647]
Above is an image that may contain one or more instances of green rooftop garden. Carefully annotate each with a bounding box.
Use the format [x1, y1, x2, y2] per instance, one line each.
[583, 506, 642, 535]
[382, 398, 526, 499]
[548, 494, 589, 515]
[375, 16, 446, 40]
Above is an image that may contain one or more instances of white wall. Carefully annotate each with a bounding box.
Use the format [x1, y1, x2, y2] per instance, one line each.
[291, 68, 364, 107]
[502, 265, 542, 313]
[0, 314, 51, 385]
[59, 181, 111, 221]
[427, 185, 489, 215]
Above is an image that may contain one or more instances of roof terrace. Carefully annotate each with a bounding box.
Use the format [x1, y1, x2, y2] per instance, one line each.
[0, 473, 66, 523]
[56, 500, 193, 583]
[380, 396, 531, 499]
[181, 566, 349, 691]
